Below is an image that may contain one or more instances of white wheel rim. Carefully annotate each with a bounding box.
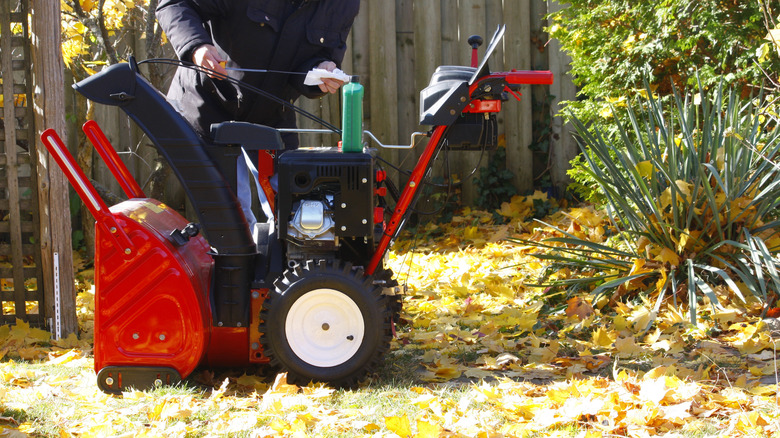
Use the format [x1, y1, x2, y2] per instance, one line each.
[285, 288, 365, 367]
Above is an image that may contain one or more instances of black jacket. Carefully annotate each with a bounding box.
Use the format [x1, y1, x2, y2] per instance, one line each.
[156, 0, 360, 147]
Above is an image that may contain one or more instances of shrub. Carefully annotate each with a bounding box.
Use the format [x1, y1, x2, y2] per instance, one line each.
[523, 82, 780, 323]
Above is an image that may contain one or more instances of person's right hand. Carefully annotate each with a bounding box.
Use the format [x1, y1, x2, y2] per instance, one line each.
[192, 44, 227, 79]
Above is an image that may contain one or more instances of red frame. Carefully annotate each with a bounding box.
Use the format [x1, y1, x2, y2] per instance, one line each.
[366, 70, 553, 275]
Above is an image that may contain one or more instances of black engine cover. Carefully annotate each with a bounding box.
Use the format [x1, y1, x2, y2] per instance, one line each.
[277, 148, 375, 240]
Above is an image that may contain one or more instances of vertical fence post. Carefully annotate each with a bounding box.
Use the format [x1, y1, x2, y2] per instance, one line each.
[546, 0, 578, 195]
[368, 1, 400, 176]
[30, 0, 77, 335]
[504, 0, 535, 193]
[456, 0, 487, 205]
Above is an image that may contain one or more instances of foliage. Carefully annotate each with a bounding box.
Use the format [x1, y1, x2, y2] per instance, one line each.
[60, 0, 158, 78]
[473, 146, 518, 211]
[548, 0, 779, 107]
[527, 81, 780, 324]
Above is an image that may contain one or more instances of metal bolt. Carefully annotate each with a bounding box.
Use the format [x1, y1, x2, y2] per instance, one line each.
[252, 291, 260, 299]
[237, 322, 242, 327]
[450, 109, 456, 115]
[105, 377, 114, 386]
[154, 379, 163, 387]
[341, 226, 347, 231]
[124, 248, 131, 255]
[460, 96, 467, 102]
[409, 182, 416, 188]
[322, 323, 330, 331]
[110, 227, 117, 233]
[251, 343, 259, 350]
[362, 178, 368, 184]
[132, 333, 139, 340]
[362, 219, 367, 224]
[218, 322, 223, 327]
[347, 335, 354, 341]
[484, 85, 492, 92]
[159, 334, 166, 341]
[341, 203, 347, 208]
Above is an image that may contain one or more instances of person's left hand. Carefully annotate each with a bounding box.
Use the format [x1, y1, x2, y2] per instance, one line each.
[316, 61, 344, 94]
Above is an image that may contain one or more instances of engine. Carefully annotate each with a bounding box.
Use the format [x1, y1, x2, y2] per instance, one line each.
[276, 148, 382, 267]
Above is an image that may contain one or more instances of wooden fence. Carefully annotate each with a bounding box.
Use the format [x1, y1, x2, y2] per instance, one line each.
[78, 0, 577, 209]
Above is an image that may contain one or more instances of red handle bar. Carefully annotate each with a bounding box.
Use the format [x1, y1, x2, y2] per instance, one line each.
[503, 70, 554, 85]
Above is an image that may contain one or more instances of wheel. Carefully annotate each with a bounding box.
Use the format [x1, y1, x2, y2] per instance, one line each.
[375, 268, 403, 325]
[260, 260, 392, 387]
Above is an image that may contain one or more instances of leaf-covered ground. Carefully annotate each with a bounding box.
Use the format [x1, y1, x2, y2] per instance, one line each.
[0, 195, 778, 437]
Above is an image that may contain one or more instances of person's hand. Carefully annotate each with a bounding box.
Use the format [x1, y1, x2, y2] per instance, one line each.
[316, 61, 344, 94]
[192, 44, 227, 79]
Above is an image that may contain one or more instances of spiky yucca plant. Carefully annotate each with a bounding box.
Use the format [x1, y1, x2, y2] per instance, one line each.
[526, 82, 780, 323]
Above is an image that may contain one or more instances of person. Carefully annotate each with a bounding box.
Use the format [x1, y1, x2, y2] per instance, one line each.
[156, 0, 360, 149]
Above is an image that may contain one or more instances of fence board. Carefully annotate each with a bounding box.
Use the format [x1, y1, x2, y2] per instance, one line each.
[546, 0, 578, 194]
[396, 0, 417, 154]
[30, 0, 77, 334]
[504, 0, 535, 193]
[455, 0, 486, 204]
[368, 0, 400, 176]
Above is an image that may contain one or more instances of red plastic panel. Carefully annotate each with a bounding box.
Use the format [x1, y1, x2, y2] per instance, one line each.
[94, 199, 213, 380]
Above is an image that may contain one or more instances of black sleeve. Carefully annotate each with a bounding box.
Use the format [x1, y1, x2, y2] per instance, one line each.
[290, 0, 360, 98]
[156, 0, 230, 63]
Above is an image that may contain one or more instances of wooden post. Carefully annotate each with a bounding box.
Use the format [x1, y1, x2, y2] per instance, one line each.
[456, 0, 486, 205]
[30, 0, 77, 335]
[413, 0, 442, 103]
[504, 0, 534, 193]
[546, 0, 578, 195]
[351, 0, 371, 134]
[396, 0, 416, 156]
[440, 1, 459, 66]
[368, 1, 399, 174]
[413, 0, 442, 168]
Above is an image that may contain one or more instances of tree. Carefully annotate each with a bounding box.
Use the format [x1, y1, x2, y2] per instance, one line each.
[61, 0, 172, 254]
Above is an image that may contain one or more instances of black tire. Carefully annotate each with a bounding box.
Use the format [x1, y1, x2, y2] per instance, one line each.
[260, 260, 392, 387]
[375, 267, 403, 325]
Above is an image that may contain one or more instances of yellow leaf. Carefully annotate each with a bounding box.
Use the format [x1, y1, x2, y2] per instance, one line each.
[614, 335, 643, 357]
[236, 373, 268, 392]
[655, 247, 680, 267]
[592, 326, 616, 348]
[266, 372, 298, 395]
[766, 28, 780, 50]
[749, 385, 777, 396]
[636, 161, 654, 178]
[639, 377, 668, 406]
[46, 349, 82, 365]
[385, 415, 412, 438]
[568, 207, 605, 227]
[463, 226, 480, 240]
[80, 0, 95, 12]
[416, 420, 443, 438]
[565, 296, 594, 320]
[361, 423, 381, 432]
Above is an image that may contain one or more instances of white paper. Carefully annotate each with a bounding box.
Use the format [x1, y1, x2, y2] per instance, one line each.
[304, 68, 351, 86]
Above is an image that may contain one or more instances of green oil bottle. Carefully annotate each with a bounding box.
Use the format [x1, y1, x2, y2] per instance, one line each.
[341, 76, 364, 153]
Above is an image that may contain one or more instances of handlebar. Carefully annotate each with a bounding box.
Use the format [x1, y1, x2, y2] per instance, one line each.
[503, 70, 554, 85]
